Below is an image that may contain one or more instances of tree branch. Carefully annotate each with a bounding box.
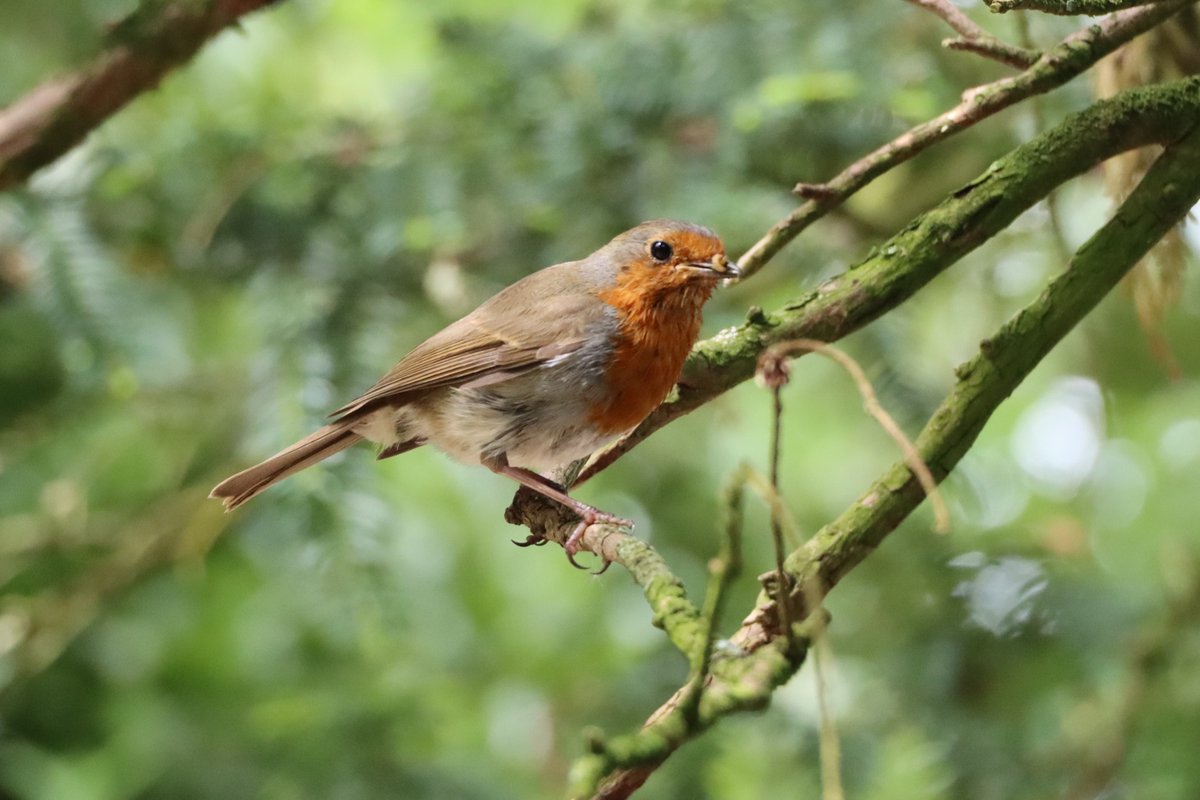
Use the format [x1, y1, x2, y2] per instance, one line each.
[505, 494, 707, 656]
[0, 0, 285, 192]
[903, 0, 1041, 67]
[739, 0, 1195, 279]
[573, 81, 1200, 798]
[942, 35, 1040, 68]
[988, 0, 1170, 14]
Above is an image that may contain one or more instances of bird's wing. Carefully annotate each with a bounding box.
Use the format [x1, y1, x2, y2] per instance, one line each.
[330, 273, 601, 419]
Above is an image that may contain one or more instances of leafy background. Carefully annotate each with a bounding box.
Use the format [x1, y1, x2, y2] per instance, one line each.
[1, 1, 1198, 798]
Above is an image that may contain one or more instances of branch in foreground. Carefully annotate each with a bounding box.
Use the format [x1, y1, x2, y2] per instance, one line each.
[738, 0, 1195, 278]
[0, 0, 284, 191]
[988, 0, 1169, 13]
[582, 92, 1200, 800]
[903, 0, 1041, 67]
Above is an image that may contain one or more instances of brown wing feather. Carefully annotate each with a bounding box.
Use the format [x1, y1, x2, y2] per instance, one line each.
[331, 264, 602, 419]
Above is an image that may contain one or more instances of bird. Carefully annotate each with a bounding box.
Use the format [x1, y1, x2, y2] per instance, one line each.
[210, 219, 739, 565]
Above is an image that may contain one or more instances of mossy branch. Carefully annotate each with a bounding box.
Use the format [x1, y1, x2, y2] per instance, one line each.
[988, 0, 1171, 13]
[519, 77, 1200, 798]
[0, 0, 285, 191]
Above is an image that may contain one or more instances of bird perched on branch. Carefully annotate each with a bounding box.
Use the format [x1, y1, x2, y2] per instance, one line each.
[211, 219, 739, 566]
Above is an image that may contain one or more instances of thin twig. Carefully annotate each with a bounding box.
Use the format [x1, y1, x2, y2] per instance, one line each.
[806, 584, 844, 800]
[679, 466, 747, 722]
[943, 36, 1041, 67]
[735, 0, 1195, 279]
[904, 0, 1041, 67]
[761, 340, 951, 533]
[505, 488, 707, 656]
[910, 0, 1007, 37]
[755, 358, 797, 646]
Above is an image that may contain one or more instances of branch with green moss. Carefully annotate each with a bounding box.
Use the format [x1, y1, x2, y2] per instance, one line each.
[0, 0, 285, 191]
[500, 76, 1200, 798]
[987, 0, 1171, 14]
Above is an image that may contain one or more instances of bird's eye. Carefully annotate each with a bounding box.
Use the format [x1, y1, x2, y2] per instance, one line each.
[650, 240, 673, 262]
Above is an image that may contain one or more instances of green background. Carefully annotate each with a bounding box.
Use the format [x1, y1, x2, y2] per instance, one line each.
[1, 1, 1198, 798]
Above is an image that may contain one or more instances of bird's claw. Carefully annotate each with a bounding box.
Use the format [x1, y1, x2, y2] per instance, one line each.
[564, 520, 590, 570]
[562, 513, 631, 571]
[511, 532, 549, 548]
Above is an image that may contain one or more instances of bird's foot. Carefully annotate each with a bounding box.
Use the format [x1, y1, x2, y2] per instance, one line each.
[563, 509, 632, 572]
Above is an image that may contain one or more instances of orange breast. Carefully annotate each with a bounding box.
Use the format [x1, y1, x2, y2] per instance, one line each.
[589, 266, 714, 435]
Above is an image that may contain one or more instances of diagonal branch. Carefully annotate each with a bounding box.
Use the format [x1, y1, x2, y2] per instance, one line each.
[739, 0, 1195, 279]
[0, 0, 286, 192]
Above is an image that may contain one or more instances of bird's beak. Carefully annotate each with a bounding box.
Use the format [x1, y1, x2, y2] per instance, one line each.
[686, 254, 741, 279]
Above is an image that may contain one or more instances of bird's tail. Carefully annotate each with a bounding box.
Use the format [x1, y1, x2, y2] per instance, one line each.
[210, 424, 361, 511]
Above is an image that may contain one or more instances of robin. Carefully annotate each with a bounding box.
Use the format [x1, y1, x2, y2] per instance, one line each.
[210, 219, 739, 565]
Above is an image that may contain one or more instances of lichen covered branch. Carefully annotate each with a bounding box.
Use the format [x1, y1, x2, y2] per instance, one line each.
[988, 0, 1169, 14]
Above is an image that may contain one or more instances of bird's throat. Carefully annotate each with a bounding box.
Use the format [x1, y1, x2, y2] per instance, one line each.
[589, 271, 713, 435]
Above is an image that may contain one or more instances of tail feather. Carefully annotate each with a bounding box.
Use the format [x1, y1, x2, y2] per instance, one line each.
[210, 424, 361, 510]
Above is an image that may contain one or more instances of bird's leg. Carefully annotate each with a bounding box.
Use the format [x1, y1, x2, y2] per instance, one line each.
[484, 453, 632, 569]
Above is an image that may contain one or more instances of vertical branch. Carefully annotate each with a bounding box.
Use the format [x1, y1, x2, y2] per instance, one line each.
[679, 467, 747, 722]
[756, 355, 797, 646]
[813, 623, 844, 800]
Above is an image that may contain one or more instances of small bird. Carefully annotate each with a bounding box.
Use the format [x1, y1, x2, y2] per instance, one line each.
[210, 219, 738, 564]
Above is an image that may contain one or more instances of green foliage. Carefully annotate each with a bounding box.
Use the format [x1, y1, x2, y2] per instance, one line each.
[1, 1, 1198, 798]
